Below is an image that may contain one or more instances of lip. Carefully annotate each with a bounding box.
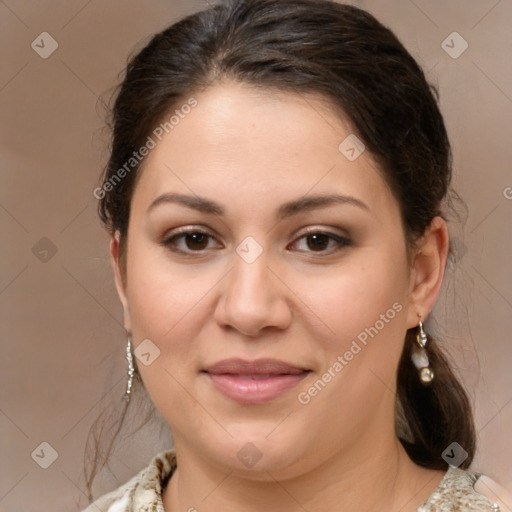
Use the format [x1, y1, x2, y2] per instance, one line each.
[202, 358, 311, 405]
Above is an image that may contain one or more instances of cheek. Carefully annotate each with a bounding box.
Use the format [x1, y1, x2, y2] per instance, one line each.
[301, 256, 409, 401]
[293, 266, 408, 428]
[127, 237, 409, 352]
[125, 254, 208, 426]
[126, 235, 207, 328]
[126, 231, 409, 402]
[123, 245, 208, 389]
[298, 255, 408, 343]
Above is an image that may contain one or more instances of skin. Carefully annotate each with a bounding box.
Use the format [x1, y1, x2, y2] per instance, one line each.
[110, 80, 451, 511]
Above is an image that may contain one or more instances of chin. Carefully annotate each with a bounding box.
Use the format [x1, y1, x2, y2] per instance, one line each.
[205, 423, 312, 479]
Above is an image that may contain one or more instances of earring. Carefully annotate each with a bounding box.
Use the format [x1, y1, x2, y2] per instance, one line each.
[124, 336, 135, 402]
[411, 317, 434, 384]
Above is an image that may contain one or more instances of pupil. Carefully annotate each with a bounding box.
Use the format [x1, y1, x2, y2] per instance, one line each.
[308, 234, 328, 251]
[187, 233, 207, 250]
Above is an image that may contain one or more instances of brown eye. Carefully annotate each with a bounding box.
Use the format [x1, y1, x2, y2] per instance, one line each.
[183, 232, 209, 251]
[162, 228, 350, 256]
[306, 233, 331, 251]
[162, 230, 218, 253]
[290, 231, 351, 254]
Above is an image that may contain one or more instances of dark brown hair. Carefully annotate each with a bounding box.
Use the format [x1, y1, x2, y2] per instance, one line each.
[86, 0, 475, 500]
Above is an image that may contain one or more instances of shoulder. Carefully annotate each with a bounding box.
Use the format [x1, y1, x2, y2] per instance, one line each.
[418, 466, 510, 511]
[80, 473, 137, 512]
[81, 449, 177, 512]
[474, 474, 512, 512]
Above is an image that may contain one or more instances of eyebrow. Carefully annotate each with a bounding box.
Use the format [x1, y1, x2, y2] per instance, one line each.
[146, 192, 369, 219]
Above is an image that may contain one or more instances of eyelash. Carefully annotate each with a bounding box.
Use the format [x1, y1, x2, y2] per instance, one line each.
[160, 227, 351, 256]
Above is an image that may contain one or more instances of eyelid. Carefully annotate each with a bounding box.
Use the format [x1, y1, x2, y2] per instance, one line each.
[161, 225, 221, 252]
[164, 225, 216, 238]
[295, 225, 349, 239]
[288, 227, 351, 252]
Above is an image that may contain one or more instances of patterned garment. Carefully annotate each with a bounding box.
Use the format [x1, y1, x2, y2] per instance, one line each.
[82, 449, 501, 511]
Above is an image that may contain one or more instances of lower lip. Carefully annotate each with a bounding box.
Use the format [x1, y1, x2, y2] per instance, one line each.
[205, 372, 309, 405]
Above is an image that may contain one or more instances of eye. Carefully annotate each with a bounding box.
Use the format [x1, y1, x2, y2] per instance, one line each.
[289, 230, 351, 253]
[161, 228, 220, 254]
[161, 227, 351, 255]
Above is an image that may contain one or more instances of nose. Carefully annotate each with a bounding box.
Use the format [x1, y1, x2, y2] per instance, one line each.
[214, 246, 292, 337]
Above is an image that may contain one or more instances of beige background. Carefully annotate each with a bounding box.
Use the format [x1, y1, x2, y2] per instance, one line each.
[1, 0, 511, 510]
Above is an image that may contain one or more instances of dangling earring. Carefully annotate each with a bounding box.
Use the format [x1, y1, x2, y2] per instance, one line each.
[124, 336, 135, 402]
[411, 317, 434, 384]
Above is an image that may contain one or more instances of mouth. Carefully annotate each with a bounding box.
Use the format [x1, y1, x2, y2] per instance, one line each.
[202, 358, 312, 405]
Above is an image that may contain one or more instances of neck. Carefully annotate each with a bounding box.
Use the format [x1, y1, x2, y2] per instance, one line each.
[163, 423, 445, 512]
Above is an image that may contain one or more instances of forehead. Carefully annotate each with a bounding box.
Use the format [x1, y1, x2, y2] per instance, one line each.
[130, 81, 398, 222]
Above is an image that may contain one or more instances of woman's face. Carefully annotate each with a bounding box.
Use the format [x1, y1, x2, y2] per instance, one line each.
[112, 81, 424, 478]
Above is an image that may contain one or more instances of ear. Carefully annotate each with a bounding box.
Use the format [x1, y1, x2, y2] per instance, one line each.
[406, 216, 450, 329]
[110, 230, 132, 333]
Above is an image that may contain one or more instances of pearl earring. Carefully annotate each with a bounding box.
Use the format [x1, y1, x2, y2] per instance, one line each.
[124, 336, 135, 401]
[411, 317, 434, 384]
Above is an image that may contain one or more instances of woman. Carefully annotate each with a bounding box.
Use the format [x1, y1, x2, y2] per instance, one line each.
[83, 0, 510, 510]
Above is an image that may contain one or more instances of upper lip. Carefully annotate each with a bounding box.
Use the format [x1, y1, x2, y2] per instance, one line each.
[202, 358, 310, 375]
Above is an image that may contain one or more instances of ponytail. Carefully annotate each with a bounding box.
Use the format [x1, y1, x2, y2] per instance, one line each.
[396, 328, 476, 469]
